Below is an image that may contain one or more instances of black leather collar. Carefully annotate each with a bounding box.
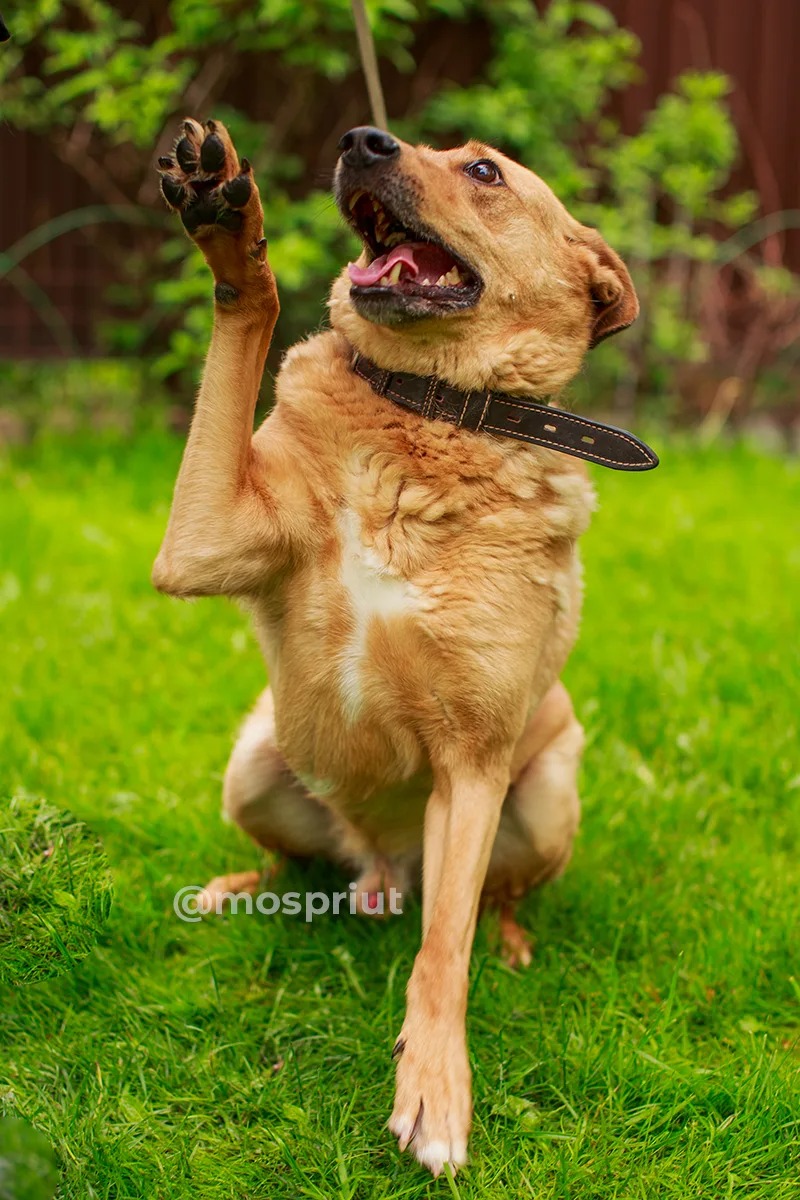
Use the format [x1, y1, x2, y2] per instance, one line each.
[352, 353, 658, 472]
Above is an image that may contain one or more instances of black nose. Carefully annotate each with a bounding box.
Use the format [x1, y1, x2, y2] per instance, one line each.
[338, 126, 400, 169]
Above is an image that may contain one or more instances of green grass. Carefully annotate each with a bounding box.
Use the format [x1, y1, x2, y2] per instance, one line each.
[0, 429, 798, 1198]
[0, 795, 113, 988]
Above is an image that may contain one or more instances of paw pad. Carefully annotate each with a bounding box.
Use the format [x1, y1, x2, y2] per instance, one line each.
[157, 118, 258, 238]
[160, 176, 186, 208]
[175, 135, 198, 173]
[222, 174, 252, 208]
[200, 133, 226, 173]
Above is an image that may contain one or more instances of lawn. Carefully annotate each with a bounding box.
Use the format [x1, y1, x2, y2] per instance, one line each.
[0, 428, 798, 1199]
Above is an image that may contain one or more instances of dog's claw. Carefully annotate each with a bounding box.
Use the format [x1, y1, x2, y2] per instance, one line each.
[158, 155, 174, 170]
[389, 1098, 424, 1153]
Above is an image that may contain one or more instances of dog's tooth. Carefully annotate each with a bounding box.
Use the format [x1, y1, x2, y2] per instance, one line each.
[386, 262, 403, 284]
[435, 274, 447, 286]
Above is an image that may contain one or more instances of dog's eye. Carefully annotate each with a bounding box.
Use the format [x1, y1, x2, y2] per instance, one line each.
[464, 159, 504, 186]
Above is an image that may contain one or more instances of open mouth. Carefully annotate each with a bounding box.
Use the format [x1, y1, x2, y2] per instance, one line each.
[342, 189, 482, 320]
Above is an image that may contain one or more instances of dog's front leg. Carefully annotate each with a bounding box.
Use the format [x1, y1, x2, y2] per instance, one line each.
[152, 119, 293, 598]
[390, 761, 510, 1176]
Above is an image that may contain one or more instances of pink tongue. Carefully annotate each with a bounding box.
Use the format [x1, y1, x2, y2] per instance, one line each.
[348, 242, 454, 287]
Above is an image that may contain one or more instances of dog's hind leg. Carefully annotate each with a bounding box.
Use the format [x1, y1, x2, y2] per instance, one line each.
[483, 681, 584, 965]
[222, 688, 342, 860]
[219, 689, 415, 916]
[199, 688, 343, 914]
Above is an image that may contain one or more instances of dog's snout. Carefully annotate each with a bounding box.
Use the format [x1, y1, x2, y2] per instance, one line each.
[338, 126, 400, 169]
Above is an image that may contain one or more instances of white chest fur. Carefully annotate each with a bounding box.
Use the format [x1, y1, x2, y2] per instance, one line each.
[336, 507, 423, 720]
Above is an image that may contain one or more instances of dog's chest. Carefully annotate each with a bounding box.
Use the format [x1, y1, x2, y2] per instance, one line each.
[258, 425, 592, 799]
[335, 505, 426, 719]
[254, 451, 425, 771]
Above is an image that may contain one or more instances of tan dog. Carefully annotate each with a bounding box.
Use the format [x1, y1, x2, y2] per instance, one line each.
[154, 120, 639, 1176]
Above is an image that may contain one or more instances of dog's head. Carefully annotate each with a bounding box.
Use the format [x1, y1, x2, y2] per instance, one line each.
[330, 127, 638, 394]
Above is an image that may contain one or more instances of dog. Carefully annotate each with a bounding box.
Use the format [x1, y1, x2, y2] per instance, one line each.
[154, 119, 645, 1176]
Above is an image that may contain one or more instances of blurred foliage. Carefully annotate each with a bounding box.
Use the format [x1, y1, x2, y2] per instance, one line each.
[0, 1116, 58, 1200]
[0, 0, 423, 139]
[2, 0, 797, 417]
[0, 359, 169, 443]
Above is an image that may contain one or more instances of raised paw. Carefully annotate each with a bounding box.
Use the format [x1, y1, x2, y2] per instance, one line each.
[157, 118, 274, 305]
[159, 118, 259, 236]
[388, 1028, 472, 1176]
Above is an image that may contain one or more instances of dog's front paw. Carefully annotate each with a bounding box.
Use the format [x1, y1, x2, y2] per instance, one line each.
[157, 118, 274, 303]
[388, 1027, 472, 1176]
[158, 117, 260, 238]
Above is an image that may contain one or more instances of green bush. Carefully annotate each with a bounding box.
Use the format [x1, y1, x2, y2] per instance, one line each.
[0, 0, 762, 411]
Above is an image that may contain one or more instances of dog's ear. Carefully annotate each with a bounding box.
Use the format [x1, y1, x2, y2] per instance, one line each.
[573, 226, 639, 348]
